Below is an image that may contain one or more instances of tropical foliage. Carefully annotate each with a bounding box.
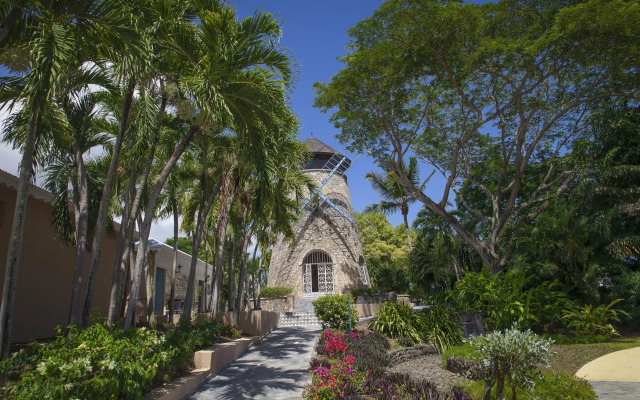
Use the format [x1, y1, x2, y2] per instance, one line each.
[0, 0, 311, 361]
[0, 320, 240, 399]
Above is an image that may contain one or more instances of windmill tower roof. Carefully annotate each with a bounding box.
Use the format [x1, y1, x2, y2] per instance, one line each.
[304, 136, 344, 156]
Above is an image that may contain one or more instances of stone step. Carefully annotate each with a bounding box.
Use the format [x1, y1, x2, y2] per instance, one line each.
[278, 311, 321, 327]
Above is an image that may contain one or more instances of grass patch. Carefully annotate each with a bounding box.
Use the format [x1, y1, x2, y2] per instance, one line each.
[441, 342, 482, 366]
[547, 335, 640, 374]
[463, 371, 596, 400]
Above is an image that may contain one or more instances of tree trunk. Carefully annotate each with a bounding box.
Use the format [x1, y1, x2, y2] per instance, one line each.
[107, 166, 138, 325]
[106, 90, 166, 326]
[68, 141, 90, 325]
[403, 211, 412, 252]
[123, 123, 200, 330]
[0, 113, 37, 360]
[227, 233, 237, 312]
[255, 252, 264, 310]
[146, 251, 156, 328]
[251, 230, 264, 310]
[210, 176, 238, 318]
[81, 77, 136, 326]
[234, 212, 256, 322]
[183, 171, 223, 320]
[168, 203, 179, 324]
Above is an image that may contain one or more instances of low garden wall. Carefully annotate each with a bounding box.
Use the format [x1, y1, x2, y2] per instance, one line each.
[215, 310, 279, 337]
[258, 296, 294, 312]
[356, 303, 380, 317]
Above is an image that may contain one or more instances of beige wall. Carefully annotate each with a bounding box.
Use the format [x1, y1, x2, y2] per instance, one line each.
[0, 176, 122, 343]
[215, 310, 279, 337]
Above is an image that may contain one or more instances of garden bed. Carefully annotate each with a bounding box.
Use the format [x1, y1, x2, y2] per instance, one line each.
[0, 320, 242, 399]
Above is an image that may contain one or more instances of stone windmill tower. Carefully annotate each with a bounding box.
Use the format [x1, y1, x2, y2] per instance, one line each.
[267, 135, 370, 304]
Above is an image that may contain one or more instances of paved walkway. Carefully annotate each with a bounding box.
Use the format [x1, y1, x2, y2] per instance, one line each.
[576, 346, 640, 399]
[188, 325, 320, 400]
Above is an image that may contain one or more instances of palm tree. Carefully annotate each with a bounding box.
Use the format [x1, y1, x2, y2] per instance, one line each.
[123, 3, 293, 329]
[0, 0, 136, 357]
[40, 90, 114, 325]
[365, 157, 427, 251]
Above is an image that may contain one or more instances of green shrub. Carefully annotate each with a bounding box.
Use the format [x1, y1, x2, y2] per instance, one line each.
[369, 301, 421, 343]
[441, 342, 483, 365]
[464, 371, 596, 400]
[0, 323, 168, 399]
[562, 298, 629, 337]
[447, 270, 570, 332]
[414, 306, 463, 352]
[0, 320, 241, 399]
[313, 294, 359, 330]
[259, 286, 293, 299]
[350, 287, 378, 297]
[469, 325, 555, 400]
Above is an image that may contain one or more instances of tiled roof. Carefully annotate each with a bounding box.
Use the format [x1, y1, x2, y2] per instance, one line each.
[303, 136, 343, 155]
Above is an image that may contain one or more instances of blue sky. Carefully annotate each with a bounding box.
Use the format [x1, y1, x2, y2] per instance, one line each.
[232, 0, 420, 228]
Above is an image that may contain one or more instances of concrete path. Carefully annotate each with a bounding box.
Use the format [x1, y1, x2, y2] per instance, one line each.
[188, 325, 319, 400]
[576, 346, 640, 399]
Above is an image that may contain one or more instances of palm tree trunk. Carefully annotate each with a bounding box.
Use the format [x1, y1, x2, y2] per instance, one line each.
[81, 77, 136, 326]
[145, 251, 156, 328]
[123, 123, 200, 330]
[168, 202, 179, 324]
[250, 233, 260, 309]
[106, 91, 166, 326]
[227, 233, 237, 312]
[68, 141, 90, 325]
[234, 213, 256, 322]
[183, 170, 223, 320]
[255, 250, 264, 310]
[107, 166, 138, 325]
[403, 211, 412, 252]
[0, 113, 37, 360]
[211, 177, 238, 318]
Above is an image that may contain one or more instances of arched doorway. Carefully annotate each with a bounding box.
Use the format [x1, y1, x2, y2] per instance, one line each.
[302, 250, 334, 295]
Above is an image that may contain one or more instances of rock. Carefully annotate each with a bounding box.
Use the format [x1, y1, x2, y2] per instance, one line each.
[445, 356, 490, 381]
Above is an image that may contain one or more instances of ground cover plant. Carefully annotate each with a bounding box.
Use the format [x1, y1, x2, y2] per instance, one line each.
[0, 320, 241, 399]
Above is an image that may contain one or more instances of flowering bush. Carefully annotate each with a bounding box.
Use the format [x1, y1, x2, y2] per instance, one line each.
[306, 330, 470, 399]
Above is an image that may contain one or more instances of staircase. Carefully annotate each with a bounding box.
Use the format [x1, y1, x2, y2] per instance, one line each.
[278, 311, 321, 328]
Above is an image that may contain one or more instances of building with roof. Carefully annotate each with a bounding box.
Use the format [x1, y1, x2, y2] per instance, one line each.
[267, 136, 370, 308]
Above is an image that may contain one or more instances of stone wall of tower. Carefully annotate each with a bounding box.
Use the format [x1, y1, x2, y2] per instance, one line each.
[267, 168, 369, 299]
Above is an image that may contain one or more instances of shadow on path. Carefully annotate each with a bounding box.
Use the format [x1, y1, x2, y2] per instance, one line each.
[189, 326, 319, 400]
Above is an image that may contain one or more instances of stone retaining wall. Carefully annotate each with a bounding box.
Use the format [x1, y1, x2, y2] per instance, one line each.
[388, 344, 438, 366]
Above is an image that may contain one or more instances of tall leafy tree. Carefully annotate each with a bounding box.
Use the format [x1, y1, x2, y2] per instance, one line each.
[315, 0, 640, 274]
